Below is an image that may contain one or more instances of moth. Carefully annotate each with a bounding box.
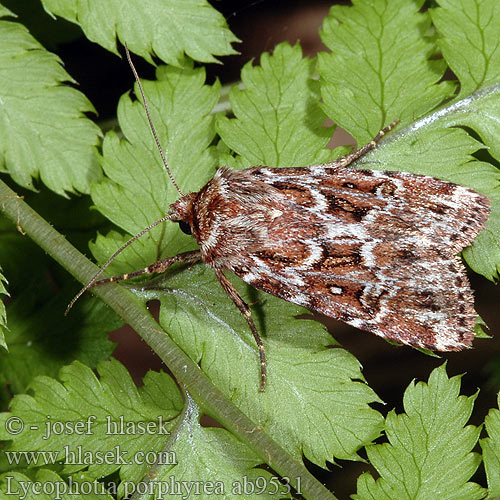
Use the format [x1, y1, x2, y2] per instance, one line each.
[68, 47, 490, 391]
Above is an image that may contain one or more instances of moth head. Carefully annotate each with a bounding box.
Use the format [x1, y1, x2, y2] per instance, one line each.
[168, 193, 197, 234]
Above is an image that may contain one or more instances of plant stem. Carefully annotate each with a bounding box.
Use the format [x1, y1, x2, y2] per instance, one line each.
[0, 178, 338, 500]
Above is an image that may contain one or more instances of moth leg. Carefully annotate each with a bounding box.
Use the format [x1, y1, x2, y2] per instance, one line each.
[214, 269, 267, 392]
[93, 250, 202, 286]
[333, 119, 399, 168]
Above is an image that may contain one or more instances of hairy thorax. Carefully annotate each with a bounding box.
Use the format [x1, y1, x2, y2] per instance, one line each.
[169, 167, 287, 269]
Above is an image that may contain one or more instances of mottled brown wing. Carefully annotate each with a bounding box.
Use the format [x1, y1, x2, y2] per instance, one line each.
[218, 166, 490, 351]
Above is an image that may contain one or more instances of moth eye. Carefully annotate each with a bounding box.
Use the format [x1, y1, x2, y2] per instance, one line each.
[178, 221, 192, 235]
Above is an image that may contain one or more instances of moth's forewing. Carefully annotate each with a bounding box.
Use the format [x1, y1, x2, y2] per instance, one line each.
[194, 166, 489, 351]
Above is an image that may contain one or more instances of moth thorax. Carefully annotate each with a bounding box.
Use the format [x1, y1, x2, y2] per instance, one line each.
[168, 193, 197, 224]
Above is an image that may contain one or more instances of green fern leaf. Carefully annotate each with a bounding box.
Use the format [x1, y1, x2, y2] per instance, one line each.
[431, 0, 500, 98]
[481, 393, 500, 499]
[0, 12, 101, 195]
[41, 0, 239, 65]
[354, 364, 485, 500]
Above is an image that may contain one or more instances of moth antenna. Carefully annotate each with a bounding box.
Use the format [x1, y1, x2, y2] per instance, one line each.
[65, 215, 171, 315]
[124, 44, 183, 197]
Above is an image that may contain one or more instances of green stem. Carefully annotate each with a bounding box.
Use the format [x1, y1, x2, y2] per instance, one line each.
[0, 178, 337, 500]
